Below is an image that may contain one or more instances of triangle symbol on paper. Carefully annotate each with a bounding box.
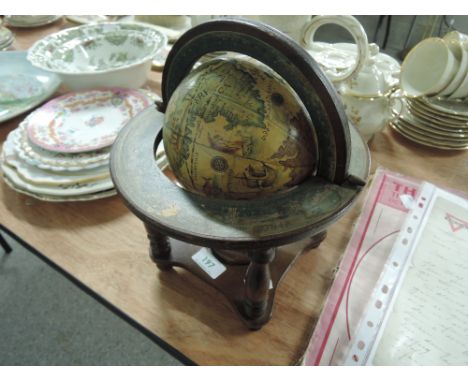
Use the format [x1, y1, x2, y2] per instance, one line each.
[446, 213, 468, 233]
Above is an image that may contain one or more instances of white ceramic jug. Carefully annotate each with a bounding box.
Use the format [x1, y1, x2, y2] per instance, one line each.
[304, 15, 401, 142]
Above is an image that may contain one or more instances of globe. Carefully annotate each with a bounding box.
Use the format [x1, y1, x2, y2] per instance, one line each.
[162, 56, 318, 199]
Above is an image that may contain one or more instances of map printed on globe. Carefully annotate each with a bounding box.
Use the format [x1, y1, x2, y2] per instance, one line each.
[163, 56, 319, 199]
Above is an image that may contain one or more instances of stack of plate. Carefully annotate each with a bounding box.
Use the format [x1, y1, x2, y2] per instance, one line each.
[1, 88, 153, 202]
[3, 15, 62, 28]
[391, 96, 468, 150]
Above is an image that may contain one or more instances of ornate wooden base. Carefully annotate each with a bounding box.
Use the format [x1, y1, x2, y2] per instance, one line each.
[145, 223, 326, 330]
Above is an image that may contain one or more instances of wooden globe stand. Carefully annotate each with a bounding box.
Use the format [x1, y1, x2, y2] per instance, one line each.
[110, 19, 370, 330]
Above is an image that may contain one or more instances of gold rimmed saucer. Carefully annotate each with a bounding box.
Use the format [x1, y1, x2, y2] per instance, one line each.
[421, 97, 468, 117]
[398, 117, 468, 140]
[405, 100, 468, 130]
[396, 117, 468, 143]
[390, 121, 468, 150]
[411, 98, 468, 122]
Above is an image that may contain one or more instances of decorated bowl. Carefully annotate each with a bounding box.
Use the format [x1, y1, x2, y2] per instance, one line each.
[27, 22, 166, 90]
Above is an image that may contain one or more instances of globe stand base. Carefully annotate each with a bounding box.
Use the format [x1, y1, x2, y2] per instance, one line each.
[144, 224, 327, 330]
[110, 107, 369, 331]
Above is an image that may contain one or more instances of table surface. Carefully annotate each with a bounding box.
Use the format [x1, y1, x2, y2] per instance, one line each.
[1, 18, 467, 365]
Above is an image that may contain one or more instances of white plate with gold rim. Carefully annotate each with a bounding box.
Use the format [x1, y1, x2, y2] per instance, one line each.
[396, 99, 468, 133]
[418, 97, 468, 117]
[395, 116, 468, 142]
[405, 100, 468, 129]
[391, 121, 468, 150]
[408, 100, 468, 124]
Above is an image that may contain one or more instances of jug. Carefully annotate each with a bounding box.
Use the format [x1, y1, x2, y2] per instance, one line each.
[304, 15, 400, 141]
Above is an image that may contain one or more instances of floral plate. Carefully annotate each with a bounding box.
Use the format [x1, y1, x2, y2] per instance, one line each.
[0, 51, 61, 123]
[12, 126, 110, 172]
[26, 88, 151, 153]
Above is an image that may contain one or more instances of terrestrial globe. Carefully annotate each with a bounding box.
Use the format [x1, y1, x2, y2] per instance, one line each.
[162, 57, 318, 199]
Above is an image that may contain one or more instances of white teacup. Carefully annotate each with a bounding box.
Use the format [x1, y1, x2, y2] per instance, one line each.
[438, 38, 466, 96]
[443, 31, 468, 99]
[400, 37, 458, 98]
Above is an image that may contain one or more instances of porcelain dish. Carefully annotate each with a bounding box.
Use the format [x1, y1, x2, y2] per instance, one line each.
[1, 160, 114, 196]
[0, 51, 61, 123]
[391, 93, 468, 150]
[2, 135, 110, 186]
[26, 88, 151, 153]
[2, 176, 117, 202]
[27, 22, 166, 90]
[13, 126, 111, 172]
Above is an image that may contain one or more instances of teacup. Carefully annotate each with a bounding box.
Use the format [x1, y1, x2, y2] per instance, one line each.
[443, 30, 468, 43]
[400, 37, 458, 98]
[443, 31, 468, 99]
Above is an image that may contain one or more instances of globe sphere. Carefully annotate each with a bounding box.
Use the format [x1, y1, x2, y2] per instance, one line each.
[163, 57, 318, 199]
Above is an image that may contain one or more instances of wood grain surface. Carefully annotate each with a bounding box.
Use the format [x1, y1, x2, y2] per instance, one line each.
[1, 18, 467, 365]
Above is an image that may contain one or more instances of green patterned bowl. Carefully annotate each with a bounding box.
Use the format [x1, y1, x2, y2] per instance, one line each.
[27, 22, 166, 90]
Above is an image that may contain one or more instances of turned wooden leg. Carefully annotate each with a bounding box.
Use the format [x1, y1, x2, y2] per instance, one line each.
[309, 230, 327, 249]
[144, 224, 172, 270]
[244, 248, 276, 322]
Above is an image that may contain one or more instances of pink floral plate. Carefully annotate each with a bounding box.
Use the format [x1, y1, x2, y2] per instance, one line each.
[26, 88, 151, 153]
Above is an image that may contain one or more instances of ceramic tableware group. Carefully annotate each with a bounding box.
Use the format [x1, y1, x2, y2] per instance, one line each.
[391, 91, 468, 150]
[400, 31, 468, 99]
[1, 88, 155, 201]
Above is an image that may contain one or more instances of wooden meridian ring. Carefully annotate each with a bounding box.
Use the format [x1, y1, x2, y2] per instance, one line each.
[161, 18, 351, 184]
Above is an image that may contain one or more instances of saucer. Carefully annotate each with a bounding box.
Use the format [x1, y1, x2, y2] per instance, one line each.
[390, 121, 468, 150]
